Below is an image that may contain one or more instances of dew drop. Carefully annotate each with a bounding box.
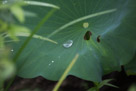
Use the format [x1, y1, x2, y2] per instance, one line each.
[83, 22, 89, 29]
[63, 40, 73, 48]
[48, 60, 54, 66]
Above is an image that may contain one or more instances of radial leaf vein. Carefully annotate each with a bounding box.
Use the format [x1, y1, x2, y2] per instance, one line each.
[4, 33, 58, 44]
[24, 1, 60, 9]
[48, 9, 117, 38]
[16, 33, 58, 44]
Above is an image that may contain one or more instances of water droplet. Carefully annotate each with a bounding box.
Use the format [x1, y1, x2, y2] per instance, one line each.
[11, 49, 14, 52]
[48, 60, 54, 66]
[63, 40, 73, 48]
[83, 22, 89, 29]
[2, 0, 8, 4]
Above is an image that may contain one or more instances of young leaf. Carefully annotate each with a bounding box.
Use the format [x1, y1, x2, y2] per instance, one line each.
[7, 24, 30, 41]
[10, 5, 24, 23]
[98, 79, 118, 89]
[104, 83, 118, 88]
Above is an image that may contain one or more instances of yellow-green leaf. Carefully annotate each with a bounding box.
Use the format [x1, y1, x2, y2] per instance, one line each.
[10, 5, 24, 23]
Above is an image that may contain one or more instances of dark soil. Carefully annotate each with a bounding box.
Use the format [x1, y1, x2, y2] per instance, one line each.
[6, 71, 136, 91]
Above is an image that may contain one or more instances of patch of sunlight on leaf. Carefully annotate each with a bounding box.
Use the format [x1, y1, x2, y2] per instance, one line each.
[83, 22, 89, 29]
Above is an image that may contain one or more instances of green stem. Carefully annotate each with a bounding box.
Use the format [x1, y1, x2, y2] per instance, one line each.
[53, 54, 79, 91]
[5, 8, 57, 91]
[95, 82, 100, 91]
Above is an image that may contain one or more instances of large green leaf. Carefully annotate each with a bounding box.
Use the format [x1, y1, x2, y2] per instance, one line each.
[11, 0, 136, 82]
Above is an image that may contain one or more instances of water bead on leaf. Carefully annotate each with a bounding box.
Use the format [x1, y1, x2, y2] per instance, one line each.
[63, 40, 73, 48]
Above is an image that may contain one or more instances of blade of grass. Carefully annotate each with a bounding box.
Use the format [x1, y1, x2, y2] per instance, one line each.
[53, 54, 79, 91]
[5, 8, 57, 91]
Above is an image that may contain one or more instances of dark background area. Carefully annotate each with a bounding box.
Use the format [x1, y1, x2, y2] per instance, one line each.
[7, 70, 136, 91]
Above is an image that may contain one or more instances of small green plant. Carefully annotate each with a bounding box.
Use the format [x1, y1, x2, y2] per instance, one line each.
[88, 79, 118, 91]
